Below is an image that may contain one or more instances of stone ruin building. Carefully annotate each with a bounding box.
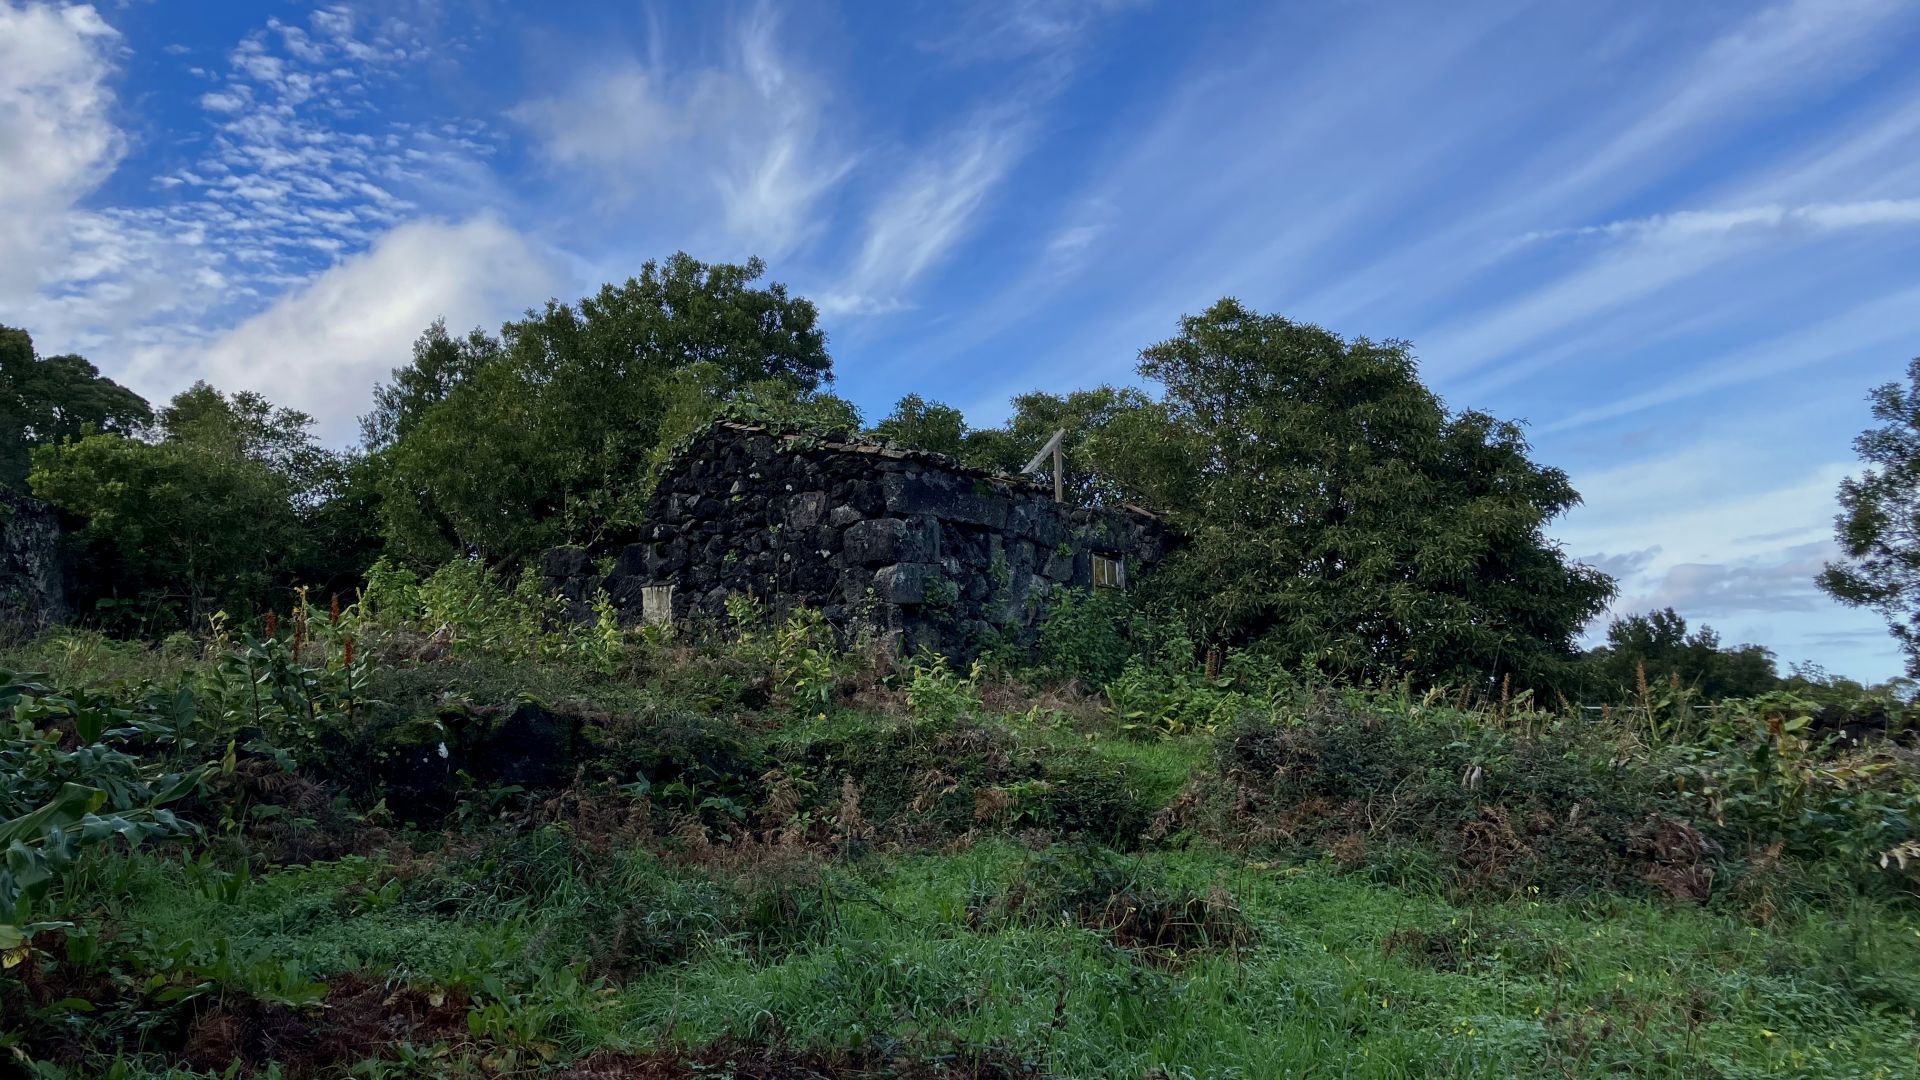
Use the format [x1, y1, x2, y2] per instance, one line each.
[0, 490, 68, 642]
[542, 420, 1174, 658]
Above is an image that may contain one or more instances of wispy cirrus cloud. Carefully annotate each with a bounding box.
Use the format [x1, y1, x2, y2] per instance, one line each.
[1520, 198, 1920, 245]
[510, 3, 852, 263]
[818, 113, 1032, 317]
[1539, 285, 1920, 434]
[922, 0, 1147, 64]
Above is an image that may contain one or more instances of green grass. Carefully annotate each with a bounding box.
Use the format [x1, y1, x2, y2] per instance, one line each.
[77, 838, 1920, 1078]
[12, 633, 1919, 1078]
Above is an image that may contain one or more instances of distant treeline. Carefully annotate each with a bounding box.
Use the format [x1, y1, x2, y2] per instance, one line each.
[5, 253, 1915, 699]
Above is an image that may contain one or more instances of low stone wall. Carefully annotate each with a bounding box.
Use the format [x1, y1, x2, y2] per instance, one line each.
[0, 491, 69, 641]
[545, 422, 1173, 658]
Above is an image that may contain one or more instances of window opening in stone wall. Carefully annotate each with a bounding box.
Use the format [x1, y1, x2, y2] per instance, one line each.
[1092, 553, 1125, 589]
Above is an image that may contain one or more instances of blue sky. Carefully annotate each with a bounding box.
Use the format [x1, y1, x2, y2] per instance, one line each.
[4, 0, 1920, 680]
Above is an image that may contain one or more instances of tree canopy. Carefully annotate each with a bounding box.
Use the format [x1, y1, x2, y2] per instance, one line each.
[1580, 608, 1779, 701]
[375, 253, 840, 564]
[29, 382, 377, 630]
[0, 326, 152, 491]
[862, 299, 1615, 691]
[1820, 357, 1920, 676]
[1101, 299, 1614, 691]
[868, 386, 1152, 505]
[9, 271, 1641, 691]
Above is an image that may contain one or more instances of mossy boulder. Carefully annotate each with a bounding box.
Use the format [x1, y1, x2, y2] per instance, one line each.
[457, 701, 584, 789]
[368, 715, 454, 820]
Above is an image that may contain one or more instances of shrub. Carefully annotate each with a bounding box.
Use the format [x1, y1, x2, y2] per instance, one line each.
[970, 844, 1254, 959]
[1675, 691, 1919, 893]
[1182, 692, 1700, 897]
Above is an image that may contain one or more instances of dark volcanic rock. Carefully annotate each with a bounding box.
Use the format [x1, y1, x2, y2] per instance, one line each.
[547, 420, 1176, 660]
[0, 491, 68, 641]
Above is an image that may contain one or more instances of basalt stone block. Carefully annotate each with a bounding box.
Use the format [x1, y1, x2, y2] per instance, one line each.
[873, 562, 940, 604]
[785, 491, 829, 529]
[541, 545, 591, 580]
[843, 516, 940, 566]
[881, 472, 1008, 529]
[843, 519, 897, 565]
[607, 543, 649, 578]
[465, 702, 582, 789]
[827, 504, 863, 528]
[1042, 548, 1075, 581]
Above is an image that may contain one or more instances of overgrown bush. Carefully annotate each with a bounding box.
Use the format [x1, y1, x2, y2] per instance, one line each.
[1675, 691, 1919, 893]
[969, 844, 1254, 959]
[1173, 691, 1702, 897]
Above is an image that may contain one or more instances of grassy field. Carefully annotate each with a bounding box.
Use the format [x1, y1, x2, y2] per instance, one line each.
[69, 837, 1920, 1078]
[5, 622, 1918, 1078]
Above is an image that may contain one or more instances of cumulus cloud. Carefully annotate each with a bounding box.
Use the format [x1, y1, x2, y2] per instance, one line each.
[0, 1, 123, 301]
[135, 214, 561, 443]
[7, 0, 525, 427]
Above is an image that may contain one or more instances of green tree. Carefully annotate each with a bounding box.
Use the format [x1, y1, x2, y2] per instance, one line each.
[360, 319, 501, 451]
[28, 382, 376, 629]
[0, 326, 151, 490]
[871, 394, 973, 459]
[868, 386, 1153, 504]
[376, 254, 833, 563]
[996, 386, 1154, 505]
[1820, 357, 1920, 676]
[1107, 299, 1613, 691]
[29, 434, 296, 630]
[160, 381, 329, 502]
[1582, 608, 1779, 701]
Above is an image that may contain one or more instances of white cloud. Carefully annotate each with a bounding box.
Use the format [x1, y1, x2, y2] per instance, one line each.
[925, 0, 1147, 63]
[1522, 198, 1920, 244]
[510, 4, 851, 262]
[820, 115, 1030, 316]
[141, 215, 561, 443]
[1537, 0, 1911, 214]
[1289, 0, 1920, 342]
[1554, 429, 1899, 674]
[0, 1, 122, 301]
[1541, 284, 1920, 433]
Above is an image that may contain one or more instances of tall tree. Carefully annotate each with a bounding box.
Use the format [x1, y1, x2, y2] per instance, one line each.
[871, 394, 973, 460]
[996, 386, 1155, 505]
[1106, 299, 1613, 691]
[0, 326, 151, 490]
[1582, 608, 1779, 701]
[29, 381, 377, 630]
[868, 386, 1154, 505]
[376, 254, 834, 563]
[29, 434, 296, 631]
[1820, 357, 1920, 675]
[360, 319, 501, 451]
[160, 382, 329, 501]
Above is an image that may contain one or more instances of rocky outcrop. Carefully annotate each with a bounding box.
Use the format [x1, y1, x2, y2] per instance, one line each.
[547, 421, 1174, 658]
[0, 490, 68, 641]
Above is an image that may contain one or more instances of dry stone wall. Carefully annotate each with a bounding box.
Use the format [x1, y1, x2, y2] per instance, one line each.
[544, 421, 1173, 658]
[0, 491, 68, 642]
